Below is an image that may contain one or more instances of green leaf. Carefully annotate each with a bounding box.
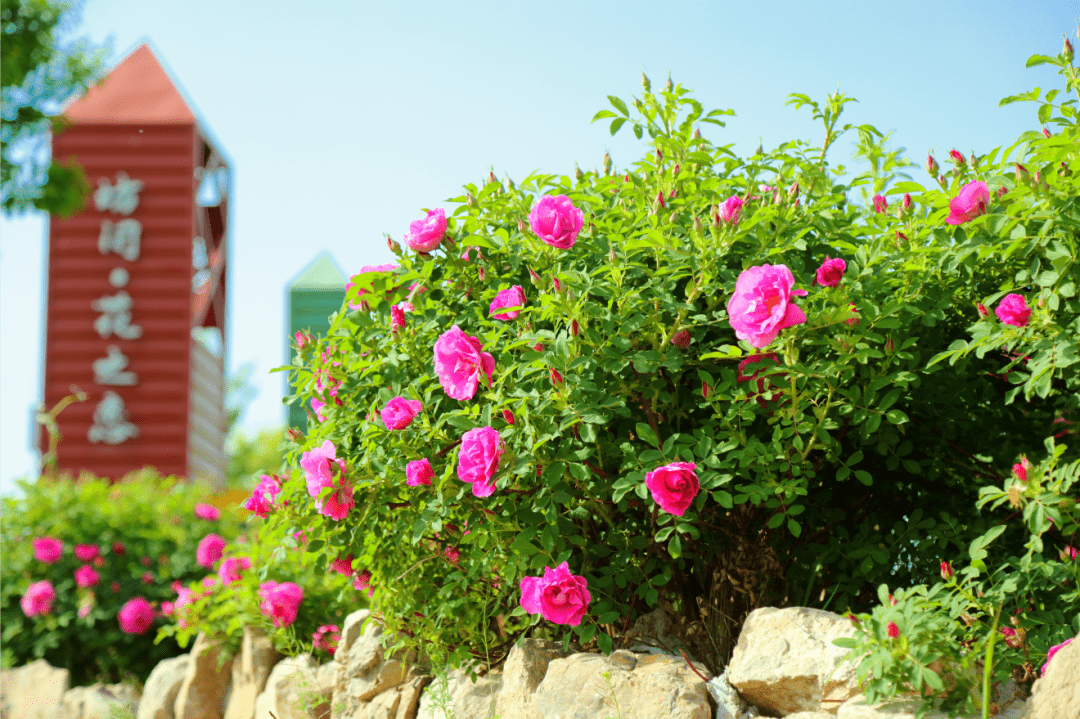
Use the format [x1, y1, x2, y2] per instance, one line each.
[610, 117, 626, 136]
[668, 534, 682, 558]
[1026, 55, 1057, 68]
[592, 110, 618, 122]
[854, 470, 873, 486]
[636, 422, 659, 448]
[886, 409, 909, 425]
[1038, 103, 1052, 124]
[608, 95, 629, 116]
[787, 518, 802, 537]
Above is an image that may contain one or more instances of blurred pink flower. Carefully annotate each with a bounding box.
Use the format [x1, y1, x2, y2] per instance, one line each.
[196, 534, 226, 569]
[717, 195, 744, 226]
[1042, 637, 1074, 677]
[75, 565, 100, 588]
[33, 537, 62, 564]
[21, 580, 56, 617]
[218, 556, 252, 585]
[74, 544, 99, 561]
[300, 440, 354, 521]
[258, 581, 303, 628]
[872, 194, 888, 214]
[887, 622, 900, 639]
[330, 555, 354, 575]
[194, 503, 221, 521]
[244, 474, 282, 518]
[118, 597, 155, 635]
[391, 305, 406, 333]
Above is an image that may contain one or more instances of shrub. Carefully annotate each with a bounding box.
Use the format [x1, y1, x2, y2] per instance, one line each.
[0, 470, 243, 685]
[266, 40, 1077, 684]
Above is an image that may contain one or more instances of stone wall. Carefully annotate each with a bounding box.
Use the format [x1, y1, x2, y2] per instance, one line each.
[4, 607, 1072, 719]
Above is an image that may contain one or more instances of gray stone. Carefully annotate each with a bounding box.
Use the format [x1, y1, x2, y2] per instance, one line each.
[415, 669, 500, 719]
[254, 657, 334, 719]
[358, 674, 428, 719]
[174, 634, 234, 719]
[706, 669, 757, 719]
[1020, 635, 1080, 719]
[223, 629, 282, 719]
[787, 713, 838, 719]
[1, 659, 70, 719]
[332, 616, 414, 719]
[838, 695, 1027, 719]
[62, 684, 140, 719]
[137, 656, 190, 719]
[727, 607, 860, 716]
[625, 607, 689, 656]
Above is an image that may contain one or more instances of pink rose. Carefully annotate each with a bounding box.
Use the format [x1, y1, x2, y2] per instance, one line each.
[258, 581, 304, 628]
[434, 325, 495, 401]
[330, 555, 354, 575]
[444, 546, 461, 563]
[74, 544, 99, 561]
[118, 597, 155, 635]
[489, 286, 526, 321]
[528, 195, 584, 249]
[21, 580, 56, 617]
[406, 458, 434, 487]
[725, 264, 808, 348]
[519, 562, 591, 626]
[457, 426, 504, 498]
[670, 330, 691, 349]
[645, 462, 700, 516]
[872, 194, 888, 214]
[995, 294, 1031, 327]
[161, 601, 175, 617]
[300, 440, 354, 521]
[381, 396, 423, 430]
[33, 537, 63, 564]
[353, 570, 372, 593]
[717, 195, 744, 226]
[244, 474, 281, 518]
[196, 534, 226, 568]
[1042, 637, 1074, 677]
[945, 181, 989, 225]
[313, 624, 341, 656]
[218, 556, 252, 585]
[194, 503, 221, 521]
[75, 565, 99, 588]
[391, 305, 406, 333]
[814, 257, 846, 287]
[403, 208, 446, 253]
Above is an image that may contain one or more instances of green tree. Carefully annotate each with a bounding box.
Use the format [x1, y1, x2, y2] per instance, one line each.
[1, 0, 108, 216]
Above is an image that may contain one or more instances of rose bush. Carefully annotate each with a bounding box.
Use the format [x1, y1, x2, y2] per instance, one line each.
[0, 469, 243, 685]
[271, 41, 1077, 687]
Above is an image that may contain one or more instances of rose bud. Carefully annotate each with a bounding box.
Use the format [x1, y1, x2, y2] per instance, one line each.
[553, 277, 562, 292]
[692, 127, 701, 140]
[641, 71, 651, 92]
[673, 164, 680, 176]
[656, 148, 663, 163]
[887, 622, 900, 639]
[901, 193, 912, 211]
[1015, 163, 1028, 183]
[608, 246, 617, 262]
[503, 409, 515, 425]
[949, 149, 966, 166]
[896, 231, 908, 247]
[702, 381, 711, 399]
[885, 338, 894, 354]
[940, 561, 954, 580]
[1065, 37, 1074, 63]
[387, 236, 402, 254]
[656, 190, 665, 209]
[506, 176, 515, 191]
[550, 367, 563, 385]
[926, 153, 939, 175]
[1042, 127, 1051, 139]
[788, 181, 800, 200]
[478, 267, 485, 282]
[977, 303, 989, 317]
[670, 330, 691, 349]
[571, 320, 580, 337]
[997, 186, 1007, 199]
[970, 151, 978, 170]
[488, 170, 498, 186]
[603, 153, 612, 175]
[518, 218, 527, 234]
[665, 74, 673, 92]
[574, 165, 585, 181]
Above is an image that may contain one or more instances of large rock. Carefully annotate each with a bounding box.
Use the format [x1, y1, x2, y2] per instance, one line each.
[1020, 635, 1080, 719]
[254, 657, 334, 719]
[1, 659, 70, 719]
[415, 669, 500, 719]
[332, 613, 414, 719]
[174, 634, 234, 719]
[528, 651, 712, 719]
[138, 656, 191, 719]
[61, 684, 140, 719]
[727, 607, 860, 716]
[224, 629, 282, 719]
[493, 638, 565, 719]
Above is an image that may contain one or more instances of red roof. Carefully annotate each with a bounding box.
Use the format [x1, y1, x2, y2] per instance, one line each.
[63, 43, 196, 124]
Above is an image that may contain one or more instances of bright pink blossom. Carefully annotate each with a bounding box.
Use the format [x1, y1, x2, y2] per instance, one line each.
[814, 257, 847, 287]
[717, 195, 744, 226]
[313, 624, 341, 656]
[118, 597, 155, 635]
[872, 194, 888, 214]
[1042, 637, 1074, 677]
[381, 396, 423, 430]
[1065, 545, 1078, 560]
[194, 503, 221, 520]
[528, 195, 584, 249]
[33, 537, 62, 564]
[300, 441, 353, 521]
[258, 581, 303, 628]
[887, 622, 900, 639]
[244, 474, 282, 518]
[645, 462, 700, 516]
[21, 580, 56, 617]
[348, 264, 400, 308]
[353, 570, 374, 597]
[74, 544, 99, 561]
[218, 556, 252, 585]
[995, 294, 1031, 327]
[75, 565, 100, 588]
[196, 534, 226, 568]
[444, 546, 461, 563]
[391, 305, 406, 333]
[489, 286, 526, 321]
[330, 555, 354, 575]
[406, 458, 434, 487]
[457, 426, 504, 498]
[519, 562, 591, 626]
[404, 208, 446, 253]
[434, 325, 495, 401]
[726, 264, 808, 348]
[945, 181, 989, 225]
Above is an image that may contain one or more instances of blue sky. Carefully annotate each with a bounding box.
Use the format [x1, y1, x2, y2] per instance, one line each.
[1, 0, 1075, 494]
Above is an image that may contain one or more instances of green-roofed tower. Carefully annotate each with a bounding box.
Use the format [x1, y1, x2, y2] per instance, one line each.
[286, 253, 347, 429]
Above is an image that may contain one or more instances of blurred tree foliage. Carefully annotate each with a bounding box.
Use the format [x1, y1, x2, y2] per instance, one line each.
[1, 0, 108, 215]
[224, 364, 286, 489]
